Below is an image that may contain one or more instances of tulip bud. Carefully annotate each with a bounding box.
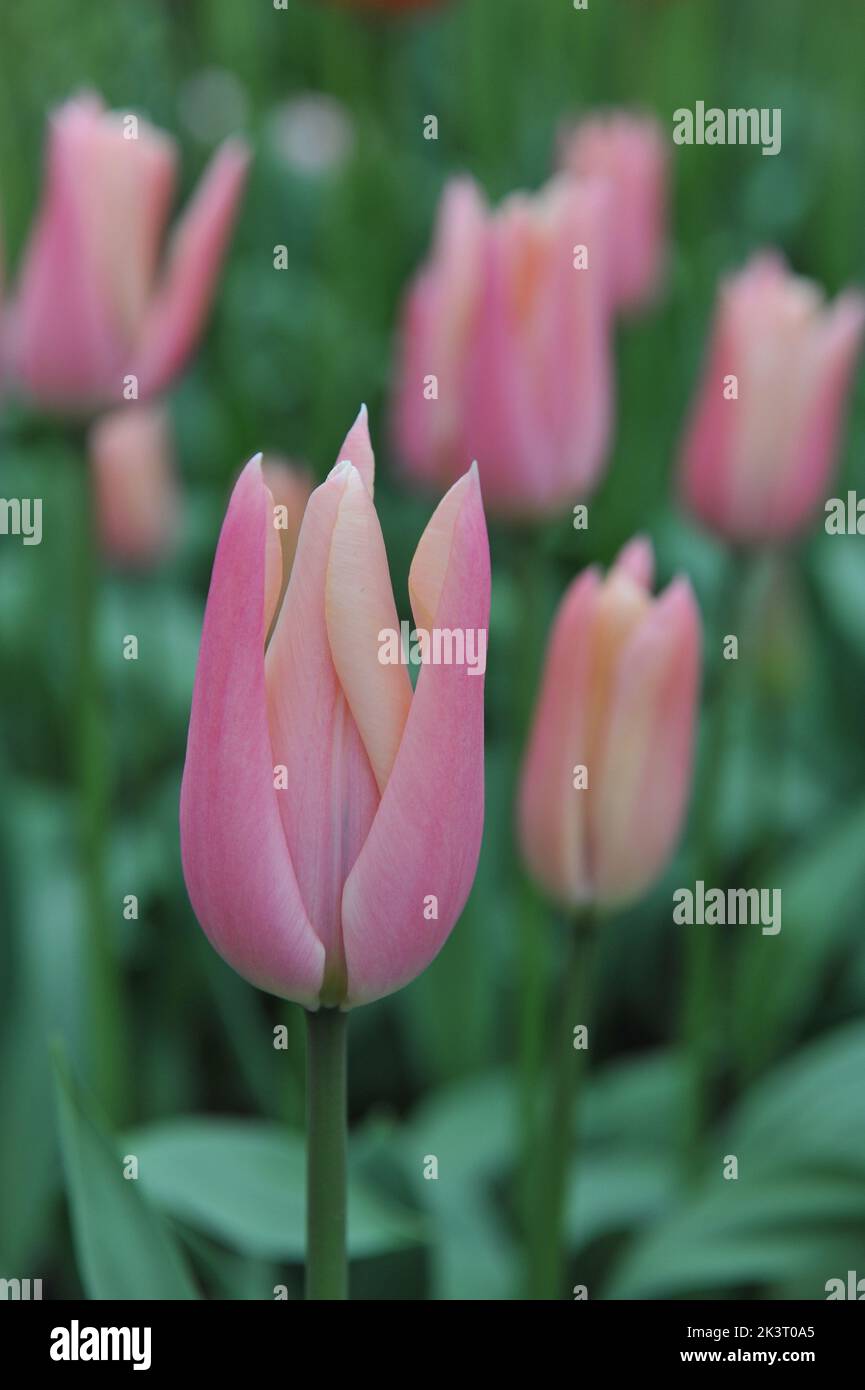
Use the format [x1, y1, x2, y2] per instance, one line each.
[519, 538, 701, 908]
[392, 174, 614, 518]
[180, 409, 490, 1008]
[6, 92, 248, 415]
[89, 405, 177, 568]
[559, 111, 669, 313]
[679, 253, 865, 544]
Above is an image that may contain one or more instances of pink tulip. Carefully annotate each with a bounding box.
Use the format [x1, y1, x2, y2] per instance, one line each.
[180, 408, 490, 1008]
[392, 174, 614, 518]
[4, 93, 248, 414]
[89, 404, 178, 567]
[679, 253, 865, 543]
[559, 111, 669, 313]
[519, 538, 701, 908]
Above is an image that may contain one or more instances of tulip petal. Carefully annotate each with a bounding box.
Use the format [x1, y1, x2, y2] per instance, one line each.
[453, 218, 543, 511]
[612, 534, 654, 590]
[392, 273, 445, 486]
[325, 466, 412, 793]
[135, 138, 249, 398]
[89, 404, 177, 566]
[678, 306, 741, 535]
[779, 291, 865, 534]
[518, 567, 601, 905]
[393, 179, 488, 489]
[262, 458, 312, 641]
[335, 403, 375, 496]
[69, 104, 178, 339]
[592, 577, 701, 905]
[561, 113, 669, 312]
[528, 178, 614, 504]
[266, 466, 379, 1000]
[180, 457, 325, 1006]
[12, 96, 129, 408]
[407, 462, 470, 632]
[341, 466, 490, 1006]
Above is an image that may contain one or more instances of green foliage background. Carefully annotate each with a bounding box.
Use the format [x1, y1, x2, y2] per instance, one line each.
[2, 0, 865, 1300]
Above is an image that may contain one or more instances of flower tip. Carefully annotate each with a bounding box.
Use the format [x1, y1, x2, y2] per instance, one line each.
[218, 133, 253, 166]
[327, 457, 354, 481]
[659, 571, 701, 627]
[613, 534, 655, 589]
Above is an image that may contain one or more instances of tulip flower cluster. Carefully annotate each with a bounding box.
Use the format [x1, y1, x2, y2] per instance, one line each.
[8, 85, 860, 1009]
[11, 72, 865, 1308]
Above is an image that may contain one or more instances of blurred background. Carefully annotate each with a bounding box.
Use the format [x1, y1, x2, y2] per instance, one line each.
[2, 0, 865, 1301]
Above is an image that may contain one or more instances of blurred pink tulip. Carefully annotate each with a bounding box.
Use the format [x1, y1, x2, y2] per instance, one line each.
[679, 253, 865, 543]
[180, 408, 490, 1008]
[559, 111, 669, 313]
[89, 404, 177, 567]
[519, 538, 701, 909]
[392, 174, 614, 518]
[5, 93, 248, 414]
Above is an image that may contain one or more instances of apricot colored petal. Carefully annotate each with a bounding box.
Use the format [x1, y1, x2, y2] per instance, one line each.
[265, 465, 379, 990]
[325, 465, 412, 792]
[592, 578, 701, 905]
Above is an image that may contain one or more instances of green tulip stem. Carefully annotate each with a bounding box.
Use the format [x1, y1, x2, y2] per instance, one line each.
[72, 437, 127, 1125]
[682, 548, 752, 1173]
[529, 906, 599, 1300]
[508, 524, 548, 1248]
[305, 1006, 348, 1300]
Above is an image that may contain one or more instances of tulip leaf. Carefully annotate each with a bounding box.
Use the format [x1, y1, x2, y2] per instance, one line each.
[732, 794, 865, 1075]
[405, 1070, 514, 1186]
[0, 787, 83, 1268]
[402, 1071, 517, 1298]
[608, 1023, 865, 1299]
[123, 1118, 423, 1260]
[568, 1154, 676, 1252]
[581, 1050, 684, 1151]
[52, 1046, 199, 1300]
[811, 534, 865, 662]
[567, 1052, 683, 1252]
